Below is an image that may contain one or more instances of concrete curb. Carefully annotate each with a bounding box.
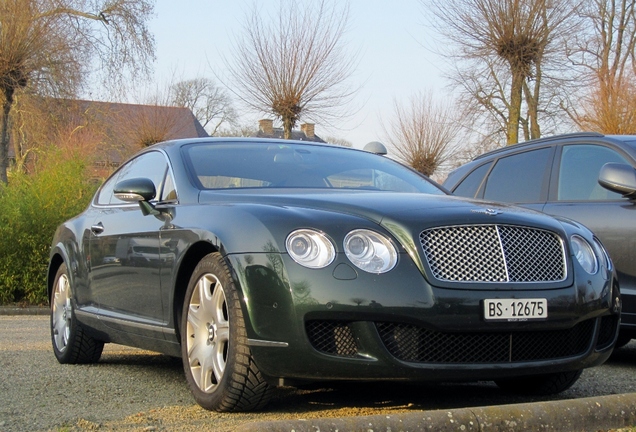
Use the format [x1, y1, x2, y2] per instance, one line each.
[235, 392, 636, 432]
[0, 306, 48, 316]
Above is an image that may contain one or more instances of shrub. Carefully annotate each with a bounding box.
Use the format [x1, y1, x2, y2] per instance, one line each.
[0, 151, 97, 305]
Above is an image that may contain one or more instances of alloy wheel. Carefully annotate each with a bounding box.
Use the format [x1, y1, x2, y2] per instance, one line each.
[52, 273, 72, 352]
[186, 273, 230, 393]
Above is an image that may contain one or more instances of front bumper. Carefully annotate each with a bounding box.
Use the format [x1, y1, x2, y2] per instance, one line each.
[227, 252, 620, 384]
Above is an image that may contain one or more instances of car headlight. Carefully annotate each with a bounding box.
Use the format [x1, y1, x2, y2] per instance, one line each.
[571, 235, 598, 274]
[344, 229, 397, 274]
[286, 229, 335, 269]
[591, 237, 612, 271]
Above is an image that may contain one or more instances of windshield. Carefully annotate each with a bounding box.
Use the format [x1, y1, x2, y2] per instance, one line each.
[182, 142, 445, 195]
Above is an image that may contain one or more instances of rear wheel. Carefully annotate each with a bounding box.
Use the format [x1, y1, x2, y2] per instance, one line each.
[181, 252, 273, 412]
[495, 370, 582, 395]
[50, 263, 104, 364]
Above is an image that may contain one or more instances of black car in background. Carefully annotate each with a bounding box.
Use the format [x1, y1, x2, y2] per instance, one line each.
[444, 132, 636, 346]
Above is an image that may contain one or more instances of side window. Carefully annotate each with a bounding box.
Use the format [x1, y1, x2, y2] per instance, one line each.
[160, 171, 177, 202]
[110, 151, 169, 205]
[483, 148, 552, 203]
[558, 144, 629, 201]
[96, 174, 119, 205]
[452, 162, 492, 198]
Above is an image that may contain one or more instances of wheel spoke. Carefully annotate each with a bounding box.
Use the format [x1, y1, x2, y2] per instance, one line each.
[53, 317, 66, 349]
[199, 352, 215, 391]
[215, 322, 229, 344]
[197, 276, 215, 318]
[211, 340, 226, 382]
[187, 304, 203, 330]
[210, 280, 226, 323]
[188, 339, 207, 367]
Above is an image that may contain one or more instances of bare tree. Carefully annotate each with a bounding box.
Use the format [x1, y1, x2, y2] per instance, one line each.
[116, 104, 189, 149]
[225, 0, 358, 139]
[9, 94, 47, 174]
[0, 0, 155, 183]
[216, 124, 258, 138]
[170, 78, 237, 135]
[427, 0, 579, 145]
[383, 92, 461, 177]
[323, 136, 353, 147]
[564, 0, 636, 133]
[6, 96, 109, 176]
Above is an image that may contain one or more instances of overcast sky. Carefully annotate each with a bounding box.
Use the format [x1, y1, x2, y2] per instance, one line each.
[147, 0, 447, 148]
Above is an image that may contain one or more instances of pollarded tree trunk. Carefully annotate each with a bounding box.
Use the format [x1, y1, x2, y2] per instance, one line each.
[0, 87, 15, 184]
[283, 116, 294, 140]
[507, 71, 524, 145]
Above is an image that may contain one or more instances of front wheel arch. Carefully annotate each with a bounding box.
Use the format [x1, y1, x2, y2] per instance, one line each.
[47, 252, 65, 301]
[173, 241, 219, 344]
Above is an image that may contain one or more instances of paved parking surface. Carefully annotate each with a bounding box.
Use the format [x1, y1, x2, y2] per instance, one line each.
[1, 316, 635, 431]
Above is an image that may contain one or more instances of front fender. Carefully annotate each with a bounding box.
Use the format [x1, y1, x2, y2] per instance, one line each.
[47, 222, 91, 306]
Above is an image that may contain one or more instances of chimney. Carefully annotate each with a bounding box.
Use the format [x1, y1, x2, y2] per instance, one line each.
[301, 123, 315, 139]
[259, 119, 274, 136]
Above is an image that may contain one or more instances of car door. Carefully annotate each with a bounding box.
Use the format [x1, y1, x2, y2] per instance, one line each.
[89, 151, 170, 335]
[542, 143, 636, 328]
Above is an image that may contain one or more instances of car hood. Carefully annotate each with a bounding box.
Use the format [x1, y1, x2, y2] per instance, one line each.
[198, 189, 563, 232]
[197, 190, 577, 285]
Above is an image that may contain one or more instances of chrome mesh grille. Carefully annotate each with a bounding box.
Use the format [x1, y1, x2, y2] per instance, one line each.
[375, 320, 595, 363]
[306, 320, 359, 358]
[596, 315, 620, 350]
[420, 225, 566, 283]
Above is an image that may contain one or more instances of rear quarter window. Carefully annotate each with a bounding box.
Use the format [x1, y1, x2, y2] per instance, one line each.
[483, 147, 552, 203]
[452, 162, 492, 198]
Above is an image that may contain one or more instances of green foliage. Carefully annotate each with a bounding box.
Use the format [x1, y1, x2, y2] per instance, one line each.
[0, 152, 97, 305]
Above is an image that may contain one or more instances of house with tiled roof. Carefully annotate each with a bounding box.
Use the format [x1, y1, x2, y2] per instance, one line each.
[8, 98, 208, 177]
[255, 119, 326, 142]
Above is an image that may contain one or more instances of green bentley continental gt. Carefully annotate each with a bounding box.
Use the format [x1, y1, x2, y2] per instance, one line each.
[48, 138, 621, 412]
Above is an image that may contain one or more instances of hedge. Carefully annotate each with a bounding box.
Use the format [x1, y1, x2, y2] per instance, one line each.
[0, 152, 97, 305]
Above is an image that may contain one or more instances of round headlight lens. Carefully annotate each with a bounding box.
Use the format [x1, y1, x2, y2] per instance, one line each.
[286, 229, 335, 269]
[344, 229, 397, 274]
[571, 235, 598, 274]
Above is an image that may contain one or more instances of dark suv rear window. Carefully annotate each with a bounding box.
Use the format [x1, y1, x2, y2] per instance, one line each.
[483, 148, 552, 203]
[453, 162, 492, 198]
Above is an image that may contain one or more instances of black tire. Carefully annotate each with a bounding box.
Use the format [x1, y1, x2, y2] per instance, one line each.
[614, 333, 633, 349]
[50, 263, 104, 364]
[181, 252, 273, 412]
[495, 370, 582, 395]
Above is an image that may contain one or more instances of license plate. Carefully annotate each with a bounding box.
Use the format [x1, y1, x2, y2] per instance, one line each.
[483, 298, 548, 321]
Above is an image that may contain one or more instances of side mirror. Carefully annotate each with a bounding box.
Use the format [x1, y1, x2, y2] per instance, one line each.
[598, 163, 636, 199]
[364, 141, 388, 155]
[114, 178, 156, 202]
[114, 178, 160, 216]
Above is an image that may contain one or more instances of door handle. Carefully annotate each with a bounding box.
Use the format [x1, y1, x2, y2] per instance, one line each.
[91, 222, 104, 234]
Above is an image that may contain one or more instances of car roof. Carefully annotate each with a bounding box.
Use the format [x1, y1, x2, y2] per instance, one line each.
[471, 132, 636, 162]
[472, 132, 607, 161]
[148, 136, 347, 152]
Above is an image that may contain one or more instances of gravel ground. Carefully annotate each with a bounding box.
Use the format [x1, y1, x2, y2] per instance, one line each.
[1, 316, 635, 431]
